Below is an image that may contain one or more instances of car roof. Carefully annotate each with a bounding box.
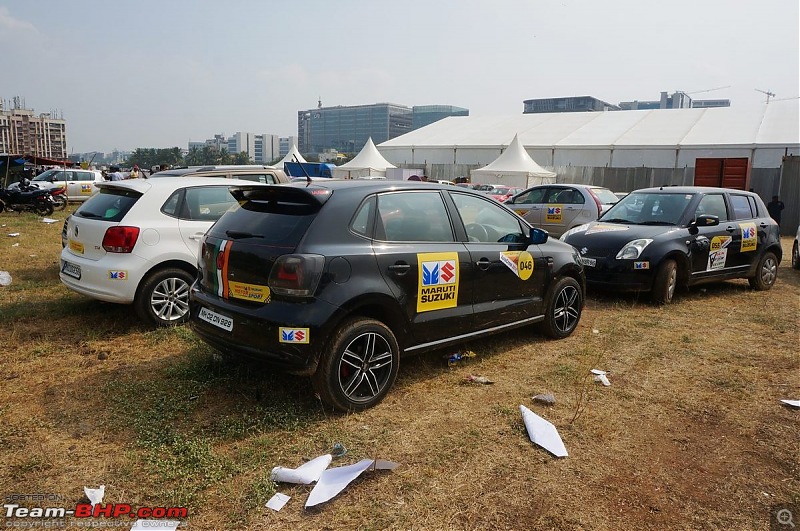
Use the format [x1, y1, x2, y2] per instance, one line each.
[96, 176, 256, 193]
[282, 179, 464, 192]
[631, 186, 758, 195]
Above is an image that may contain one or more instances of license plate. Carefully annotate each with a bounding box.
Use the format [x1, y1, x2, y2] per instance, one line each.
[69, 239, 84, 254]
[580, 257, 596, 267]
[61, 260, 81, 279]
[198, 306, 233, 332]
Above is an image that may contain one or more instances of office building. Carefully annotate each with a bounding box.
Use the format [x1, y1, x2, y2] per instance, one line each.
[0, 97, 67, 160]
[279, 136, 297, 158]
[619, 91, 730, 110]
[523, 96, 620, 114]
[412, 105, 469, 129]
[298, 102, 412, 154]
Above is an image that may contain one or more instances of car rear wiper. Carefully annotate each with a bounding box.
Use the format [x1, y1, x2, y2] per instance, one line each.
[77, 211, 102, 218]
[638, 220, 675, 226]
[225, 230, 263, 239]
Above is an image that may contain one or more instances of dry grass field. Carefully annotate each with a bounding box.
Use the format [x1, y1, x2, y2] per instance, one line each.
[0, 206, 798, 530]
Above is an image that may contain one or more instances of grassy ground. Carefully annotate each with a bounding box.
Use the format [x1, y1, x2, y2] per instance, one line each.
[0, 206, 797, 530]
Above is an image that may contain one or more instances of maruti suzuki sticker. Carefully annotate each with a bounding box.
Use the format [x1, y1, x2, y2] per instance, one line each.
[279, 327, 309, 344]
[545, 205, 563, 223]
[740, 223, 757, 252]
[229, 281, 271, 303]
[417, 252, 459, 313]
[633, 261, 649, 270]
[107, 270, 128, 280]
[707, 235, 732, 271]
[500, 251, 534, 280]
[80, 184, 92, 195]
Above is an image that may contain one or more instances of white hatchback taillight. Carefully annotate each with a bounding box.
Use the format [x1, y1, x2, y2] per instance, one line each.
[268, 254, 325, 297]
[102, 226, 140, 253]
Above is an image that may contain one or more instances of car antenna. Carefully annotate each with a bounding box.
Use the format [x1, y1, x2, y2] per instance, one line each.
[294, 155, 311, 186]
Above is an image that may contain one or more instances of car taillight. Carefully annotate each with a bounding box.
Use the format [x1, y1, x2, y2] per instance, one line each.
[588, 189, 603, 217]
[268, 254, 325, 297]
[102, 226, 140, 253]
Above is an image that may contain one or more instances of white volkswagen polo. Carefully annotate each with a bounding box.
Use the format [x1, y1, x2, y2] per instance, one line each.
[59, 177, 253, 326]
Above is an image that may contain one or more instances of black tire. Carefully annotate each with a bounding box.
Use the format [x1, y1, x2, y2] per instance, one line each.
[52, 196, 67, 211]
[749, 251, 778, 290]
[35, 201, 54, 216]
[792, 242, 800, 270]
[652, 258, 678, 304]
[134, 267, 194, 326]
[312, 318, 399, 412]
[540, 276, 583, 339]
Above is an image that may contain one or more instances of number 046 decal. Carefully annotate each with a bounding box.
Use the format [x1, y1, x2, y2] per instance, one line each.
[500, 251, 534, 280]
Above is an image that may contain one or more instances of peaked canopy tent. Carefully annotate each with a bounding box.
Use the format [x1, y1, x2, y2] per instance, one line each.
[470, 133, 556, 188]
[332, 137, 396, 179]
[275, 144, 307, 168]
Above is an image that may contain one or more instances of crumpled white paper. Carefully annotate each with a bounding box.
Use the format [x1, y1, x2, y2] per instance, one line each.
[83, 485, 105, 508]
[305, 458, 399, 507]
[266, 492, 291, 511]
[271, 454, 332, 484]
[591, 368, 611, 386]
[0, 271, 11, 286]
[520, 405, 568, 457]
[780, 399, 800, 408]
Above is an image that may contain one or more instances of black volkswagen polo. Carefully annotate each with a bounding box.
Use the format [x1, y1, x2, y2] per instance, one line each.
[561, 186, 782, 303]
[189, 180, 585, 411]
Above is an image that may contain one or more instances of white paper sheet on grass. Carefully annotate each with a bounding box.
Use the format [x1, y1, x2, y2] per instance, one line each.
[520, 405, 568, 457]
[271, 454, 332, 484]
[266, 492, 291, 511]
[780, 399, 800, 408]
[305, 458, 399, 507]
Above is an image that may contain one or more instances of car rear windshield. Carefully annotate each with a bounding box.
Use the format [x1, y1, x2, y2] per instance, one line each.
[73, 187, 141, 223]
[210, 198, 318, 246]
[591, 188, 620, 204]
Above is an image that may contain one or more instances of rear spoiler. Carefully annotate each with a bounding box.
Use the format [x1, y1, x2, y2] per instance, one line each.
[228, 184, 333, 206]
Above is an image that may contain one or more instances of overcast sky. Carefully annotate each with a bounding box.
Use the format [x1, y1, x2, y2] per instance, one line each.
[1, 0, 798, 154]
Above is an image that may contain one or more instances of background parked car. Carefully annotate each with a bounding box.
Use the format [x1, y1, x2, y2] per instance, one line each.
[60, 177, 253, 326]
[505, 184, 619, 237]
[793, 225, 800, 269]
[478, 184, 523, 202]
[562, 186, 782, 303]
[190, 180, 585, 411]
[150, 165, 289, 184]
[8, 168, 105, 202]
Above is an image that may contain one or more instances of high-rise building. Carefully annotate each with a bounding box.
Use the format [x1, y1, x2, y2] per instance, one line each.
[0, 97, 67, 159]
[298, 102, 412, 154]
[523, 96, 620, 114]
[619, 91, 730, 110]
[279, 136, 297, 158]
[254, 134, 280, 164]
[412, 105, 469, 129]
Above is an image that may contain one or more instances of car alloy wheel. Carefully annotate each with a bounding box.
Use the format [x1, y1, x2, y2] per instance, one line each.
[541, 276, 583, 339]
[749, 251, 778, 290]
[652, 259, 678, 304]
[313, 318, 399, 412]
[135, 267, 194, 326]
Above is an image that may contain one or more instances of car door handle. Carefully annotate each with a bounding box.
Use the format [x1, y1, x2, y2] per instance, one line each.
[725, 226, 736, 233]
[189, 231, 205, 241]
[388, 262, 410, 275]
[476, 258, 491, 270]
[759, 222, 768, 228]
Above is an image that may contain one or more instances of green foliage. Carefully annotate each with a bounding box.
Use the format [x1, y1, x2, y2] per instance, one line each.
[126, 147, 184, 169]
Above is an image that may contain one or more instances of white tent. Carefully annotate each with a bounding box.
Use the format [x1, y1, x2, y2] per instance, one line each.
[470, 133, 556, 188]
[332, 137, 396, 179]
[275, 143, 307, 168]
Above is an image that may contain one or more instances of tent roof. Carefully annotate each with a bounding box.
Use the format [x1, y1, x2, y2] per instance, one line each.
[337, 137, 396, 170]
[379, 101, 800, 150]
[275, 144, 307, 166]
[473, 133, 555, 178]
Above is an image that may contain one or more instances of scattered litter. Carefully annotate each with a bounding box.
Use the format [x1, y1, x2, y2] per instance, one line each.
[591, 368, 611, 386]
[266, 492, 291, 512]
[592, 329, 599, 334]
[305, 459, 399, 508]
[447, 350, 476, 366]
[519, 405, 568, 457]
[271, 453, 332, 484]
[0, 272, 11, 287]
[41, 217, 58, 224]
[11, 243, 18, 247]
[464, 374, 494, 385]
[7, 233, 19, 237]
[780, 399, 800, 408]
[130, 520, 180, 531]
[83, 485, 105, 508]
[29, 254, 36, 257]
[331, 442, 347, 458]
[532, 393, 556, 406]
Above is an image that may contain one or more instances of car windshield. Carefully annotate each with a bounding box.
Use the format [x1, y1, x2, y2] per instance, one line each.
[600, 192, 695, 225]
[591, 188, 620, 204]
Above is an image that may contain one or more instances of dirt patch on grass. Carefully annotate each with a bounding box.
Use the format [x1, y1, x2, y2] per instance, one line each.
[0, 210, 797, 530]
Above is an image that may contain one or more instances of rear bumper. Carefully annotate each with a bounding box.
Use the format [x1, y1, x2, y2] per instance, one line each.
[58, 249, 148, 303]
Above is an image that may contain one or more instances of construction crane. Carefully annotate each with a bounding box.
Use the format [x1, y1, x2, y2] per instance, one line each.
[755, 88, 776, 103]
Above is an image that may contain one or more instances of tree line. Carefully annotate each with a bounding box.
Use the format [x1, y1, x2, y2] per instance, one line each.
[124, 146, 266, 169]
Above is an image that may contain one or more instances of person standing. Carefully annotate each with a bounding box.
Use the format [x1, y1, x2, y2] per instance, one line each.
[767, 195, 785, 227]
[129, 165, 140, 179]
[109, 166, 125, 181]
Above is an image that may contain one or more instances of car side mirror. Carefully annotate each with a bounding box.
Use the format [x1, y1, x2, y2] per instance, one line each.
[529, 227, 549, 245]
[688, 214, 719, 235]
[506, 197, 515, 204]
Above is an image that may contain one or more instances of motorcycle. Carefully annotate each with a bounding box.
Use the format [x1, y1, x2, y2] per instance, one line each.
[49, 186, 68, 211]
[0, 180, 55, 216]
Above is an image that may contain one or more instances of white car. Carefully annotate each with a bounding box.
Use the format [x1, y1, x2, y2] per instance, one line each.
[59, 177, 250, 326]
[11, 168, 105, 202]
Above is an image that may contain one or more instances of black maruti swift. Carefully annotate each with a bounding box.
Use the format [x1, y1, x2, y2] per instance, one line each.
[190, 180, 585, 411]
